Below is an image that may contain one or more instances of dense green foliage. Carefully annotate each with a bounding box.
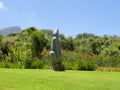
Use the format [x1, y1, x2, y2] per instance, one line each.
[0, 27, 120, 71]
[1, 68, 120, 90]
[31, 31, 47, 58]
[61, 36, 74, 51]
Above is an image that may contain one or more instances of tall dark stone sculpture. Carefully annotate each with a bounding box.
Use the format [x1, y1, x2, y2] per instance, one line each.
[49, 29, 64, 71]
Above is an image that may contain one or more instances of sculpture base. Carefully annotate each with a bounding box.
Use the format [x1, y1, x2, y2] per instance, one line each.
[53, 63, 65, 71]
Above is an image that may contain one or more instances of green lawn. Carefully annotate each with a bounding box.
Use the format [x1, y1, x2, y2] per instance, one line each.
[0, 68, 120, 90]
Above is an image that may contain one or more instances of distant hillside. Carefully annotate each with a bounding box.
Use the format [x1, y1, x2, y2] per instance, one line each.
[0, 26, 22, 36]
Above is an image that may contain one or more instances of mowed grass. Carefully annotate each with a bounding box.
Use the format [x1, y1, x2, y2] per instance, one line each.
[0, 68, 120, 90]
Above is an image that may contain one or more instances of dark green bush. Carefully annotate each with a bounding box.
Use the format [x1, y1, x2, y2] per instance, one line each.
[24, 57, 45, 69]
[96, 56, 120, 68]
[72, 59, 96, 71]
[0, 62, 9, 68]
[31, 58, 44, 69]
[0, 62, 21, 68]
[31, 31, 47, 58]
[9, 62, 23, 68]
[63, 62, 73, 70]
[24, 57, 32, 69]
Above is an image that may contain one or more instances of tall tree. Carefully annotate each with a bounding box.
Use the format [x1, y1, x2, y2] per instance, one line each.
[31, 31, 47, 58]
[61, 37, 74, 51]
[76, 33, 96, 39]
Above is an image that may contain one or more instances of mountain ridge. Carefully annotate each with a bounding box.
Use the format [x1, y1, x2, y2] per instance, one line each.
[0, 26, 22, 36]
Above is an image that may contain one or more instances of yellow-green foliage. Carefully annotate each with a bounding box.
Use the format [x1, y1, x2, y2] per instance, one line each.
[97, 67, 120, 72]
[1, 27, 120, 71]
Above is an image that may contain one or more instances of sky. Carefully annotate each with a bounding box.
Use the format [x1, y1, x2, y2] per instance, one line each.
[0, 0, 120, 37]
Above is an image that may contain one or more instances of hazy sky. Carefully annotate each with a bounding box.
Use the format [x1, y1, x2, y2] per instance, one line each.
[0, 0, 120, 37]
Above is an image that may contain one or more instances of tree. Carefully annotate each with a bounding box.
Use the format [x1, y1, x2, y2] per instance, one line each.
[41, 29, 53, 36]
[101, 46, 120, 56]
[0, 35, 3, 60]
[0, 41, 9, 56]
[31, 31, 47, 58]
[90, 39, 101, 54]
[21, 27, 37, 37]
[74, 38, 92, 53]
[0, 35, 3, 45]
[61, 37, 74, 51]
[41, 29, 53, 50]
[76, 33, 96, 39]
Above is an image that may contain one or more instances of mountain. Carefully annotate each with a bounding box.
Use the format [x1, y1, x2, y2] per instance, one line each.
[0, 26, 22, 36]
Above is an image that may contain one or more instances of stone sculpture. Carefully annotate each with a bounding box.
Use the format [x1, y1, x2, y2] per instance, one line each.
[49, 29, 64, 71]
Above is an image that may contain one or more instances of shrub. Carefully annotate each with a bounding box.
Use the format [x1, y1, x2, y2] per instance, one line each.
[62, 50, 96, 71]
[63, 61, 73, 70]
[8, 62, 23, 68]
[95, 55, 120, 68]
[31, 31, 47, 58]
[72, 59, 96, 71]
[24, 57, 32, 69]
[0, 62, 9, 68]
[24, 57, 45, 69]
[61, 37, 74, 51]
[97, 67, 120, 72]
[31, 58, 44, 69]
